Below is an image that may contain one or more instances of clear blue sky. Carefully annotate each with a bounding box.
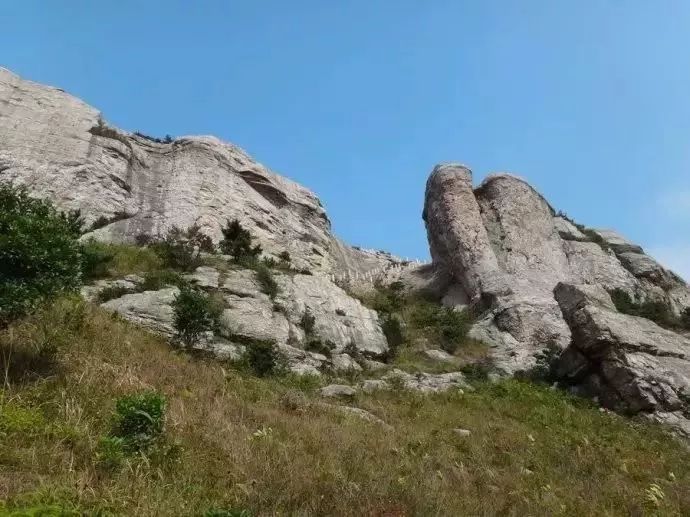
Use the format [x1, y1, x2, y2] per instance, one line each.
[2, 1, 689, 277]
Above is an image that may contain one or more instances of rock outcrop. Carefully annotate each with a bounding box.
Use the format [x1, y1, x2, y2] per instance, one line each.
[0, 67, 369, 273]
[554, 283, 690, 436]
[423, 164, 690, 378]
[422, 163, 690, 433]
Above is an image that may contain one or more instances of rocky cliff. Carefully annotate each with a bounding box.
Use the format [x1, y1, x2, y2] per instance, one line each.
[0, 67, 400, 275]
[2, 69, 689, 436]
[423, 163, 690, 434]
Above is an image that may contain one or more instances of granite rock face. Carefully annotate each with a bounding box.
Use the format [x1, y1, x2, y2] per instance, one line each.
[554, 283, 690, 436]
[0, 67, 344, 272]
[423, 164, 690, 376]
[94, 265, 388, 374]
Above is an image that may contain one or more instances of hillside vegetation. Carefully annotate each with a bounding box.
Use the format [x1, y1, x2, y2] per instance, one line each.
[2, 184, 690, 516]
[2, 297, 690, 516]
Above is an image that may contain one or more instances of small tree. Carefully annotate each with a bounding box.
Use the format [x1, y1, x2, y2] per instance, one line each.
[246, 341, 280, 377]
[220, 219, 261, 262]
[151, 224, 213, 271]
[172, 287, 221, 347]
[0, 184, 83, 325]
[255, 264, 280, 299]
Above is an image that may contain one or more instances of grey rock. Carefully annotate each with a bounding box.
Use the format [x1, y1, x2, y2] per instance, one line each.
[423, 164, 501, 304]
[362, 359, 389, 371]
[186, 266, 220, 289]
[275, 273, 388, 356]
[80, 275, 143, 302]
[0, 67, 357, 274]
[193, 341, 245, 361]
[423, 349, 455, 362]
[452, 428, 472, 437]
[319, 384, 357, 398]
[100, 287, 179, 335]
[423, 164, 690, 376]
[316, 403, 391, 428]
[554, 217, 585, 240]
[554, 282, 690, 434]
[590, 229, 644, 254]
[360, 379, 390, 393]
[382, 369, 471, 393]
[330, 353, 363, 372]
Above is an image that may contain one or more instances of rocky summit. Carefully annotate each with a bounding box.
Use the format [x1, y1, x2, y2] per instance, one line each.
[1, 68, 689, 437]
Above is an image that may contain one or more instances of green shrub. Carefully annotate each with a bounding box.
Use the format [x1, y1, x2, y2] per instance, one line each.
[96, 436, 126, 471]
[80, 240, 115, 280]
[172, 287, 222, 347]
[408, 301, 471, 354]
[255, 265, 280, 299]
[0, 184, 83, 325]
[305, 339, 334, 358]
[279, 251, 291, 263]
[220, 219, 262, 262]
[113, 391, 166, 452]
[299, 309, 316, 335]
[246, 341, 281, 377]
[381, 314, 404, 358]
[151, 225, 213, 271]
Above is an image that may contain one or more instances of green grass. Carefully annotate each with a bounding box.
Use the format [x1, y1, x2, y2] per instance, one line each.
[82, 241, 163, 279]
[0, 297, 689, 515]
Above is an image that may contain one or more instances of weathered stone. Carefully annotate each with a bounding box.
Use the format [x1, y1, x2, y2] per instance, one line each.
[0, 67, 357, 273]
[452, 428, 471, 437]
[330, 354, 363, 372]
[553, 282, 690, 434]
[423, 349, 455, 362]
[590, 229, 644, 254]
[186, 266, 220, 289]
[382, 369, 471, 393]
[316, 403, 391, 428]
[275, 273, 388, 356]
[554, 217, 585, 241]
[319, 384, 357, 398]
[80, 275, 143, 302]
[423, 164, 502, 304]
[360, 379, 390, 393]
[100, 287, 179, 335]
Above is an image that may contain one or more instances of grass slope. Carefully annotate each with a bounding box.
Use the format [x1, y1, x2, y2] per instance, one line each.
[1, 297, 689, 516]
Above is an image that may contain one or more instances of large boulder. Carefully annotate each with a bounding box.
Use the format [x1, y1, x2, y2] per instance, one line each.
[553, 282, 690, 436]
[422, 163, 690, 375]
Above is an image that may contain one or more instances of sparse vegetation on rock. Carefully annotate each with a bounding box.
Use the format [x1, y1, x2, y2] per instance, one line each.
[220, 219, 262, 263]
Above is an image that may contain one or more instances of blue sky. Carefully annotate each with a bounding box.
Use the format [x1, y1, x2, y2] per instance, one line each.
[2, 1, 689, 277]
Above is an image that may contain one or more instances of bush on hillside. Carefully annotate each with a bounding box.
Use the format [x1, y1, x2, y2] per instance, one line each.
[172, 287, 222, 347]
[112, 391, 166, 452]
[609, 288, 682, 330]
[381, 314, 404, 358]
[150, 224, 214, 271]
[219, 219, 262, 263]
[0, 184, 83, 325]
[80, 240, 116, 280]
[255, 264, 280, 299]
[246, 340, 282, 377]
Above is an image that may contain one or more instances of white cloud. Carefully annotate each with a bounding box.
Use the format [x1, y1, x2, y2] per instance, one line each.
[647, 245, 690, 283]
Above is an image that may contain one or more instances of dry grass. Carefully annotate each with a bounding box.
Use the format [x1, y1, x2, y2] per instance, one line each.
[1, 297, 689, 516]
